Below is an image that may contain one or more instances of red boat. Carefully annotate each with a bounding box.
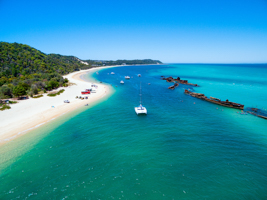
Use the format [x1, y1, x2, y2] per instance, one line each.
[81, 91, 90, 94]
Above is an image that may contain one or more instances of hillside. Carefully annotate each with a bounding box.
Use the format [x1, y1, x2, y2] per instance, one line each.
[0, 42, 90, 86]
[0, 42, 91, 98]
[0, 42, 162, 99]
[84, 59, 162, 66]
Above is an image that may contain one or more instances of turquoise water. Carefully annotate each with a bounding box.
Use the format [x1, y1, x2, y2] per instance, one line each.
[1, 64, 267, 199]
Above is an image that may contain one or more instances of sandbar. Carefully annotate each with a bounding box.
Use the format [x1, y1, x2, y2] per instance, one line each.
[0, 66, 118, 144]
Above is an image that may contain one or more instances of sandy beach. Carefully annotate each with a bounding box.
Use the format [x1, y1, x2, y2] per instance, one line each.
[0, 66, 115, 144]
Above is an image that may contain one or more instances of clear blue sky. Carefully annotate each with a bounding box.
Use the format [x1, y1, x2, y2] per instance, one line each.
[1, 0, 267, 63]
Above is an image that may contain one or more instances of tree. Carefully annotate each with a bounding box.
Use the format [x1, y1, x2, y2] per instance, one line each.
[19, 82, 30, 91]
[49, 80, 59, 89]
[0, 85, 12, 98]
[13, 85, 26, 97]
[31, 84, 38, 95]
[12, 67, 18, 77]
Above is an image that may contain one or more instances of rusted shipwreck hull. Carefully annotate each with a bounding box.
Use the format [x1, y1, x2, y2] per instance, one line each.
[184, 89, 244, 110]
[162, 76, 198, 86]
[168, 83, 179, 90]
[246, 108, 267, 120]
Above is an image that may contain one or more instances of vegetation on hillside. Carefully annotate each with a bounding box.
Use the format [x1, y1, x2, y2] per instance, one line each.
[84, 59, 162, 66]
[0, 42, 162, 99]
[0, 42, 90, 98]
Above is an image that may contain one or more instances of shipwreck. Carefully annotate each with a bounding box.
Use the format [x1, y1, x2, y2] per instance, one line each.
[184, 89, 244, 110]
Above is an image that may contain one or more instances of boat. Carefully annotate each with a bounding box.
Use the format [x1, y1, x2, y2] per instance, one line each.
[135, 104, 147, 115]
[135, 82, 147, 115]
[138, 74, 141, 77]
[111, 72, 115, 75]
[125, 76, 130, 79]
[120, 80, 124, 84]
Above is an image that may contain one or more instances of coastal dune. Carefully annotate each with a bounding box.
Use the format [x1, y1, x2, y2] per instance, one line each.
[0, 68, 110, 144]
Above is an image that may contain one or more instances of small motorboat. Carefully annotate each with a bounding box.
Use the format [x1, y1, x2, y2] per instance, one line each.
[125, 76, 130, 79]
[111, 72, 115, 75]
[120, 80, 124, 84]
[138, 74, 141, 77]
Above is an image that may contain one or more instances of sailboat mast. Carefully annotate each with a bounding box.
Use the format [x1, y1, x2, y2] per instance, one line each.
[140, 82, 142, 105]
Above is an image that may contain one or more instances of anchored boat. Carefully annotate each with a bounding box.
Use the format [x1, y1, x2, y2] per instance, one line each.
[135, 82, 147, 115]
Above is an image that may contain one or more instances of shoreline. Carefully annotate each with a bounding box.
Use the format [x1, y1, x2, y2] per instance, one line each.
[0, 65, 118, 145]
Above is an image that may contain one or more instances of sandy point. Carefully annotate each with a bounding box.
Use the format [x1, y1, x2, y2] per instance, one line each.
[0, 66, 116, 145]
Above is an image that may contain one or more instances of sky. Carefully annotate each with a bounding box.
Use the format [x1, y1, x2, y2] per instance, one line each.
[1, 0, 267, 63]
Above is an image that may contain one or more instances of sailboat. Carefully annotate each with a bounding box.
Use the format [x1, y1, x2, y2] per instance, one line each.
[135, 82, 147, 115]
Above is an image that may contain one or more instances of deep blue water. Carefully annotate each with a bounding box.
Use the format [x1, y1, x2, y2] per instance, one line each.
[0, 64, 267, 199]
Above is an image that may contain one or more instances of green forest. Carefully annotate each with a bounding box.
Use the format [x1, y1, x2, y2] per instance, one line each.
[0, 42, 162, 99]
[0, 42, 91, 99]
[85, 59, 162, 66]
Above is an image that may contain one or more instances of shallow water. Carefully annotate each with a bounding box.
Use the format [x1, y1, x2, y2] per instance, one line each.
[1, 64, 267, 199]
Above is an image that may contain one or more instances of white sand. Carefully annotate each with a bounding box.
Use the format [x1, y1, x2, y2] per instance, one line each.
[0, 66, 116, 144]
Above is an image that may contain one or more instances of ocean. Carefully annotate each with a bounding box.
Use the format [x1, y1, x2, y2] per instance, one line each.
[1, 64, 267, 199]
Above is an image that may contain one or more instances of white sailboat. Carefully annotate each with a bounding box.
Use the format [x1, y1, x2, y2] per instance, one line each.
[135, 82, 147, 115]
